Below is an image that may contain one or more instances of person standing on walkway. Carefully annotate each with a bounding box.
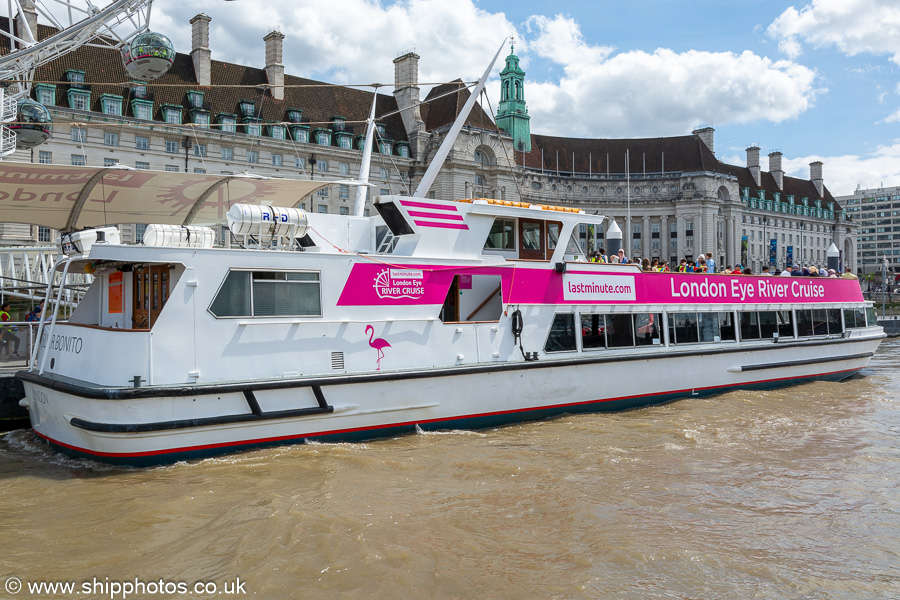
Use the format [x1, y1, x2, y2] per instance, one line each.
[0, 303, 21, 359]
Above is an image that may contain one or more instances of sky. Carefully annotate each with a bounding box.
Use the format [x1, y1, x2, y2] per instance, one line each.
[141, 0, 900, 196]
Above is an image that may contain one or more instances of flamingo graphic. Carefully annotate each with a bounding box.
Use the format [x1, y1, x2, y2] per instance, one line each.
[365, 325, 391, 371]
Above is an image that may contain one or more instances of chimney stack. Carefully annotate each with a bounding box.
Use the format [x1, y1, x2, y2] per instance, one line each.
[393, 51, 426, 157]
[190, 14, 211, 87]
[264, 30, 285, 101]
[746, 146, 761, 187]
[692, 126, 714, 156]
[810, 161, 824, 197]
[768, 151, 784, 190]
[15, 0, 38, 49]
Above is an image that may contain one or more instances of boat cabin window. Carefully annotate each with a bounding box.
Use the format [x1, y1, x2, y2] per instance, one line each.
[132, 265, 174, 329]
[739, 311, 792, 340]
[439, 275, 502, 322]
[866, 306, 877, 326]
[579, 313, 662, 349]
[843, 307, 866, 328]
[484, 218, 515, 251]
[544, 313, 576, 352]
[795, 309, 842, 337]
[209, 270, 321, 318]
[670, 312, 737, 344]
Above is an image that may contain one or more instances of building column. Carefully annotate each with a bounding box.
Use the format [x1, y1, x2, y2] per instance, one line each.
[676, 215, 685, 260]
[661, 215, 669, 263]
[642, 215, 651, 259]
[695, 214, 702, 259]
[727, 216, 735, 266]
[625, 215, 632, 259]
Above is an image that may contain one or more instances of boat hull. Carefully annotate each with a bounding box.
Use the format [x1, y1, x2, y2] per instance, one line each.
[20, 335, 882, 466]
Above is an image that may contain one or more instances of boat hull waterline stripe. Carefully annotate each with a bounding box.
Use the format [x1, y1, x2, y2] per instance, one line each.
[33, 366, 863, 462]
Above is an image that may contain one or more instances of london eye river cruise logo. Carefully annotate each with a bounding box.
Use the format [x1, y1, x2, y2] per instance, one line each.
[374, 269, 426, 300]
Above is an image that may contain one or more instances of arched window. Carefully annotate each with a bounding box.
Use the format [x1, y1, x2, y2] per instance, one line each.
[515, 80, 521, 100]
[503, 81, 509, 101]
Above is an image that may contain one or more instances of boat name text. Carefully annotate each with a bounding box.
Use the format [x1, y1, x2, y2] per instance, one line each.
[47, 334, 83, 354]
[670, 278, 825, 301]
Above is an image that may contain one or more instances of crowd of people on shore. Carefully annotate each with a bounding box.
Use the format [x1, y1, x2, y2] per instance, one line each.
[586, 248, 858, 279]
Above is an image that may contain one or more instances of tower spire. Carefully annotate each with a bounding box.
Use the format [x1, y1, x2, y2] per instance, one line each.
[496, 40, 531, 152]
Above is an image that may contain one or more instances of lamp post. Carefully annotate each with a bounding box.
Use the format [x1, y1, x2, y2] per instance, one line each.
[182, 136, 192, 173]
[762, 216, 768, 268]
[309, 153, 317, 179]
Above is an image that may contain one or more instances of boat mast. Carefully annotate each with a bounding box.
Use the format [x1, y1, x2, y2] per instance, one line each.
[412, 38, 508, 199]
[353, 88, 379, 217]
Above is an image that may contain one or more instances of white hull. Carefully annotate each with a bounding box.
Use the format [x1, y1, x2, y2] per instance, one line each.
[21, 333, 882, 465]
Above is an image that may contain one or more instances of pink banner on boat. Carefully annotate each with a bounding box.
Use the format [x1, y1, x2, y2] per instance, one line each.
[337, 264, 865, 306]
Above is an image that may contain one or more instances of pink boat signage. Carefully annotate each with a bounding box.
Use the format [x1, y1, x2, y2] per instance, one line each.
[338, 263, 864, 306]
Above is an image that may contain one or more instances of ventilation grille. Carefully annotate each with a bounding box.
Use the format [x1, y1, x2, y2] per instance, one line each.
[331, 352, 345, 370]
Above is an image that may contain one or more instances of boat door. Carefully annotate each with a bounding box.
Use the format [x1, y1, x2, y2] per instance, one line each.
[519, 219, 545, 260]
[132, 265, 171, 329]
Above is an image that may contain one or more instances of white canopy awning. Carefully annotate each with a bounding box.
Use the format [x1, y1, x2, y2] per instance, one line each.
[0, 163, 330, 231]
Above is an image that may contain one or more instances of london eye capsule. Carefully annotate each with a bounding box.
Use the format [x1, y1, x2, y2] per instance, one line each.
[121, 32, 175, 81]
[10, 99, 52, 148]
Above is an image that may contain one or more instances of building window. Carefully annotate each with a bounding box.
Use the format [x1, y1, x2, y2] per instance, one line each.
[71, 154, 86, 166]
[247, 123, 262, 137]
[316, 130, 331, 146]
[131, 99, 153, 120]
[247, 150, 258, 164]
[221, 147, 233, 160]
[35, 84, 55, 106]
[38, 151, 51, 164]
[165, 165, 179, 172]
[317, 159, 327, 173]
[218, 115, 237, 133]
[339, 162, 350, 175]
[38, 226, 51, 242]
[293, 128, 309, 143]
[194, 144, 207, 157]
[338, 135, 352, 149]
[104, 132, 119, 147]
[339, 206, 349, 215]
[270, 125, 286, 140]
[376, 123, 386, 137]
[194, 168, 206, 174]
[100, 94, 122, 116]
[135, 136, 149, 150]
[317, 187, 329, 197]
[331, 117, 346, 131]
[339, 184, 349, 199]
[380, 168, 388, 179]
[71, 127, 87, 143]
[317, 204, 328, 213]
[135, 161, 150, 170]
[163, 105, 182, 124]
[272, 154, 283, 166]
[135, 224, 147, 243]
[397, 144, 410, 158]
[165, 140, 178, 153]
[68, 91, 90, 111]
[295, 157, 306, 170]
[103, 158, 118, 167]
[379, 141, 392, 155]
[193, 112, 210, 128]
[187, 91, 204, 108]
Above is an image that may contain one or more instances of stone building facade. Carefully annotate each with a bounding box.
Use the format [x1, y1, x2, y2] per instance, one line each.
[835, 186, 900, 275]
[0, 13, 856, 273]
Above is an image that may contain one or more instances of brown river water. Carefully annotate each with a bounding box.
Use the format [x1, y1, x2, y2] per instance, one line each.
[1, 339, 899, 599]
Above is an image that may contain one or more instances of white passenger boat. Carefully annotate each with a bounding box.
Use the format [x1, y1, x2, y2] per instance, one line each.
[16, 44, 885, 465]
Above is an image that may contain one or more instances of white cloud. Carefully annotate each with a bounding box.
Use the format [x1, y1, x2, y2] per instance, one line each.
[782, 142, 900, 196]
[883, 109, 900, 123]
[523, 15, 819, 138]
[767, 0, 900, 64]
[152, 0, 518, 86]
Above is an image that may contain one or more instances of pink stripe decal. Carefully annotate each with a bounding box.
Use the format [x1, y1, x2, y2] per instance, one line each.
[413, 220, 469, 230]
[400, 200, 459, 212]
[406, 210, 465, 221]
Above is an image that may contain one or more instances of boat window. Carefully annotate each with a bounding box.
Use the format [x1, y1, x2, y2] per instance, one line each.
[580, 313, 606, 349]
[775, 310, 794, 338]
[606, 314, 635, 347]
[670, 312, 699, 344]
[375, 226, 397, 254]
[796, 310, 814, 337]
[209, 270, 321, 317]
[866, 306, 877, 326]
[544, 313, 576, 352]
[826, 309, 842, 334]
[634, 313, 662, 346]
[844, 308, 866, 329]
[812, 309, 829, 335]
[698, 312, 720, 342]
[547, 222, 560, 250]
[718, 312, 737, 341]
[522, 221, 542, 251]
[484, 218, 515, 250]
[759, 312, 779, 338]
[739, 312, 761, 340]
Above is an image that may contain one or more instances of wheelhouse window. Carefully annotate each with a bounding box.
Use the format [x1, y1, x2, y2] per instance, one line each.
[843, 307, 866, 328]
[209, 270, 321, 317]
[484, 218, 515, 250]
[796, 309, 842, 337]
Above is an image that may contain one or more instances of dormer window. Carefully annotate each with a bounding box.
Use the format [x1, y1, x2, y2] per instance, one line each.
[67, 89, 90, 111]
[290, 125, 309, 143]
[331, 116, 346, 131]
[314, 129, 331, 146]
[269, 124, 286, 140]
[376, 123, 386, 137]
[356, 135, 366, 150]
[131, 98, 153, 120]
[161, 103, 182, 124]
[132, 85, 149, 99]
[239, 100, 256, 119]
[34, 84, 55, 106]
[217, 113, 237, 133]
[65, 70, 86, 88]
[335, 132, 352, 149]
[100, 94, 122, 116]
[246, 121, 262, 136]
[187, 91, 205, 109]
[379, 140, 393, 155]
[396, 142, 410, 158]
[287, 109, 302, 123]
[193, 112, 210, 127]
